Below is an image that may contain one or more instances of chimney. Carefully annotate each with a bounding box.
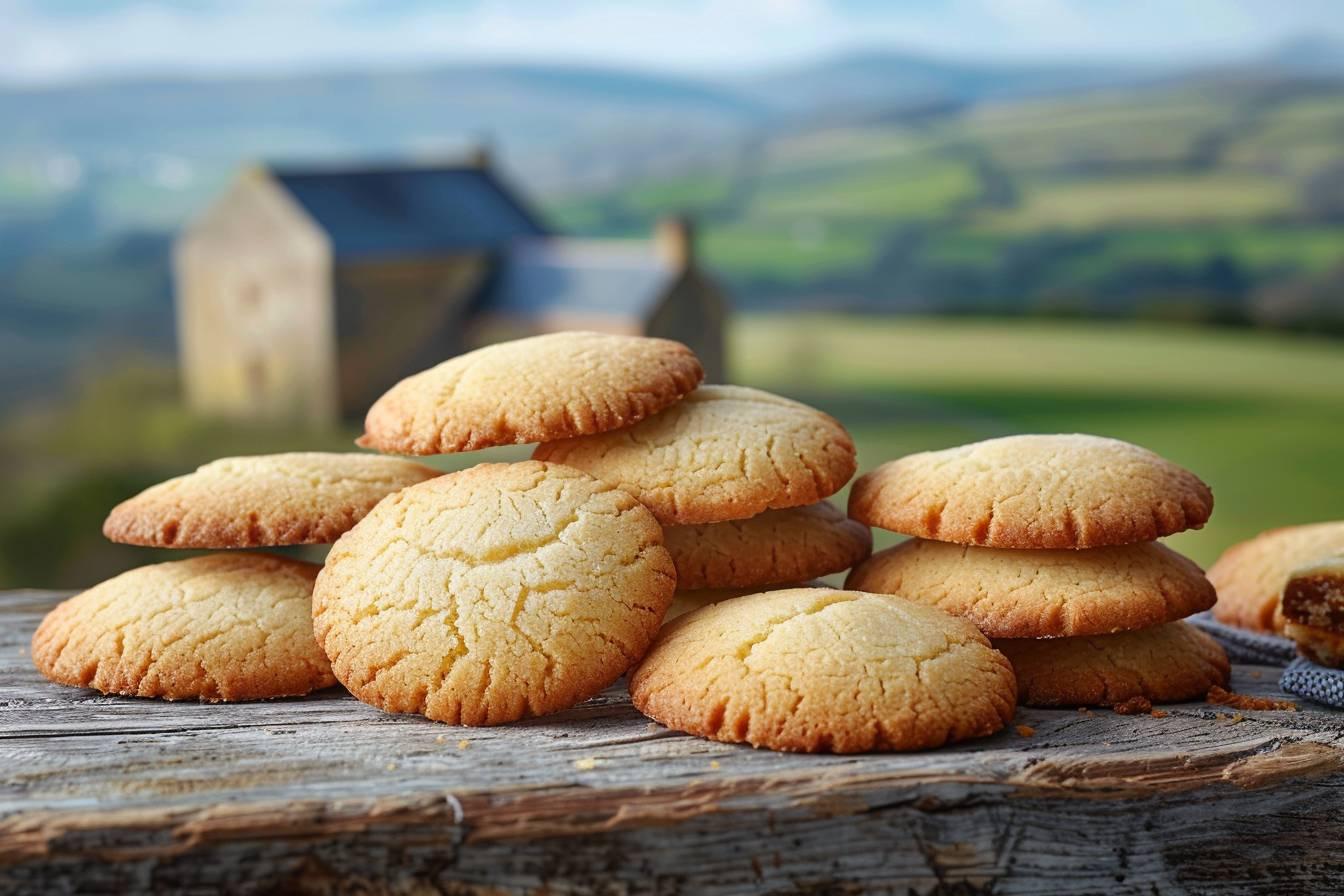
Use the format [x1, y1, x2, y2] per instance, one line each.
[467, 143, 492, 169]
[655, 215, 695, 271]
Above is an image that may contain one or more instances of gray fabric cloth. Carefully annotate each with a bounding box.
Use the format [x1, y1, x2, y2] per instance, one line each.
[1280, 657, 1344, 709]
[1187, 611, 1297, 666]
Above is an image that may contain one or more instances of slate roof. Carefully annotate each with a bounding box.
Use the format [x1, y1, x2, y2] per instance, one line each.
[486, 240, 678, 319]
[269, 163, 548, 258]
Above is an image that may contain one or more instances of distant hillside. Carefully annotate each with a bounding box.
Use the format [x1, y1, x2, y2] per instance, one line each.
[3, 39, 1339, 238]
[550, 75, 1344, 325]
[0, 63, 767, 204]
[735, 50, 1153, 115]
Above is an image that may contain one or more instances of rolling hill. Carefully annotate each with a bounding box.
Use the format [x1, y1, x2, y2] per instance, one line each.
[549, 74, 1344, 323]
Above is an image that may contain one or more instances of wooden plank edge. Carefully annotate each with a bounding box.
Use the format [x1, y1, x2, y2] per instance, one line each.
[4, 736, 1341, 866]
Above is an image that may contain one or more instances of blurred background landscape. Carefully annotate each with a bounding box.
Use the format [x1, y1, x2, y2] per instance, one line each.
[3, 0, 1342, 587]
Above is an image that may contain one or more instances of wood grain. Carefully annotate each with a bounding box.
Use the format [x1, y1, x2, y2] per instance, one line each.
[3, 590, 1343, 895]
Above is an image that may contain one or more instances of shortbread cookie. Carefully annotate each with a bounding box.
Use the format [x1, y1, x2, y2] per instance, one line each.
[104, 452, 441, 548]
[630, 588, 1017, 752]
[848, 434, 1213, 549]
[846, 539, 1215, 639]
[1210, 522, 1344, 632]
[313, 461, 675, 726]
[358, 331, 703, 454]
[31, 554, 335, 702]
[534, 385, 857, 525]
[667, 580, 832, 621]
[994, 622, 1229, 707]
[666, 502, 871, 591]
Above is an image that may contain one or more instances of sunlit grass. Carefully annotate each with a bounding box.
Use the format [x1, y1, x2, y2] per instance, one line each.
[978, 174, 1297, 232]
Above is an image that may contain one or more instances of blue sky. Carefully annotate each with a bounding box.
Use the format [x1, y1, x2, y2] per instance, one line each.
[2, 0, 1341, 84]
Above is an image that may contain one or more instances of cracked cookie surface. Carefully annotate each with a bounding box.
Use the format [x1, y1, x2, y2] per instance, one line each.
[31, 554, 335, 702]
[533, 385, 857, 525]
[313, 460, 676, 726]
[848, 434, 1213, 549]
[995, 621, 1229, 707]
[846, 539, 1215, 638]
[666, 502, 871, 590]
[358, 331, 703, 454]
[629, 588, 1017, 752]
[1210, 521, 1344, 632]
[103, 452, 441, 548]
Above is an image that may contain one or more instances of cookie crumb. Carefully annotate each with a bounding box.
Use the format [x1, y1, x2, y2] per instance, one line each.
[709, 760, 721, 770]
[435, 734, 446, 743]
[1150, 709, 1169, 718]
[458, 739, 471, 750]
[1015, 724, 1035, 737]
[385, 762, 398, 771]
[1076, 707, 1093, 714]
[574, 757, 598, 770]
[1113, 696, 1153, 715]
[1206, 685, 1297, 712]
[1250, 670, 1263, 680]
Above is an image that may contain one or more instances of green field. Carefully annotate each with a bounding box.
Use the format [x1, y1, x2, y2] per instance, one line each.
[731, 315, 1344, 566]
[976, 173, 1297, 232]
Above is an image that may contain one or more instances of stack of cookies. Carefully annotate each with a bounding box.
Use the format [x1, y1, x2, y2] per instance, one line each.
[347, 334, 897, 734]
[530, 384, 872, 617]
[846, 434, 1231, 708]
[31, 453, 441, 701]
[34, 333, 704, 716]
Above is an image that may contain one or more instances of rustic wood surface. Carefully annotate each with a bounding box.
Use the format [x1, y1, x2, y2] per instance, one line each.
[4, 589, 1344, 895]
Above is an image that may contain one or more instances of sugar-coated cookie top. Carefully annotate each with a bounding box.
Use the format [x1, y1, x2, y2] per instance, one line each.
[313, 460, 675, 726]
[847, 538, 1215, 639]
[630, 588, 1016, 753]
[358, 331, 703, 454]
[1210, 521, 1344, 632]
[665, 501, 871, 590]
[849, 433, 1213, 549]
[534, 385, 857, 525]
[103, 452, 441, 549]
[31, 554, 335, 702]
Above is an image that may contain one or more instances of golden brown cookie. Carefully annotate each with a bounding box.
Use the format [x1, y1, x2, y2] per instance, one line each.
[534, 385, 857, 525]
[667, 580, 832, 621]
[103, 452, 441, 548]
[665, 502, 871, 591]
[358, 331, 703, 454]
[845, 538, 1215, 638]
[848, 434, 1213, 549]
[313, 461, 675, 726]
[629, 588, 1017, 753]
[994, 622, 1229, 707]
[1210, 522, 1344, 632]
[31, 554, 335, 702]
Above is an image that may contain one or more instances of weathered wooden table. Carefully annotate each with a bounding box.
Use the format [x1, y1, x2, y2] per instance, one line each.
[4, 590, 1344, 895]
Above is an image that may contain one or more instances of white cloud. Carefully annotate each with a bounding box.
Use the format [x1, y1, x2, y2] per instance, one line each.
[0, 0, 1339, 85]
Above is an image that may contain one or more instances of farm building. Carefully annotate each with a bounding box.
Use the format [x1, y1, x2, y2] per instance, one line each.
[174, 153, 728, 425]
